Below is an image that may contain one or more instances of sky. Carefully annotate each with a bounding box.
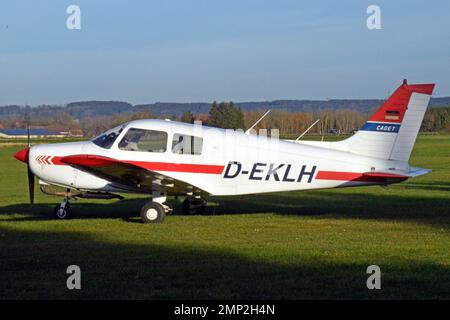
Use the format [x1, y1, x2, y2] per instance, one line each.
[0, 0, 449, 106]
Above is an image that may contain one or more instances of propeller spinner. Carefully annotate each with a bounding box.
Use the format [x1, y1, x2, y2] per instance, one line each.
[14, 145, 35, 205]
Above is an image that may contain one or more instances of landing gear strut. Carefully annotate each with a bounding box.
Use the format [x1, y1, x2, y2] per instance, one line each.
[45, 184, 125, 220]
[53, 195, 73, 220]
[182, 197, 207, 215]
[140, 192, 173, 224]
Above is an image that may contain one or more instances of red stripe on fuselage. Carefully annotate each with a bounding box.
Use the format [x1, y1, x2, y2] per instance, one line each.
[38, 155, 407, 182]
[316, 171, 362, 181]
[316, 171, 408, 183]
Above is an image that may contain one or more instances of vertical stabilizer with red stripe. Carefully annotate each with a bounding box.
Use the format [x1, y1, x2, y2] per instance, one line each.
[332, 80, 435, 161]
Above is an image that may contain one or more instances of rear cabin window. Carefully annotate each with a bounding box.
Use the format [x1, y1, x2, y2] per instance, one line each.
[119, 128, 167, 153]
[172, 134, 203, 155]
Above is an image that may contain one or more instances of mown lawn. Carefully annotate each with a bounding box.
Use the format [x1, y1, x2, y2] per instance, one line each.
[0, 135, 450, 299]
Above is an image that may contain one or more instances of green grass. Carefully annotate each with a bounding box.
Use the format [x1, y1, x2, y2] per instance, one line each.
[1, 135, 450, 299]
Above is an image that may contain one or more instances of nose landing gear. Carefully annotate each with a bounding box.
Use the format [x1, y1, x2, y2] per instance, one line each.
[53, 197, 73, 220]
[44, 186, 124, 220]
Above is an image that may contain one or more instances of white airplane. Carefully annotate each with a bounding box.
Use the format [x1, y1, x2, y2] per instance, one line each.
[15, 80, 434, 223]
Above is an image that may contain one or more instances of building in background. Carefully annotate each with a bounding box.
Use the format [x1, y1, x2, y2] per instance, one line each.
[0, 129, 68, 139]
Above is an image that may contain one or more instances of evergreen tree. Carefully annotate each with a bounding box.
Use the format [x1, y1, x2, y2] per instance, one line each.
[208, 101, 245, 129]
[180, 111, 195, 123]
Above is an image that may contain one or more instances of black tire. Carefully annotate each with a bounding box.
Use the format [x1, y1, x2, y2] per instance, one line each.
[53, 203, 73, 220]
[182, 198, 193, 215]
[182, 198, 206, 215]
[196, 204, 206, 215]
[140, 202, 166, 224]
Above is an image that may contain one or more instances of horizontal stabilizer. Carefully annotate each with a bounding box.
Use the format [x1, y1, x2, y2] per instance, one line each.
[361, 171, 409, 183]
[406, 167, 432, 177]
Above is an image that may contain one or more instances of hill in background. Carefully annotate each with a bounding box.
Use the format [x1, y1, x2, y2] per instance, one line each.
[1, 97, 450, 120]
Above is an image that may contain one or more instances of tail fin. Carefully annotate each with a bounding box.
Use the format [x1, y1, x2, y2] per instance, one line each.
[335, 80, 435, 161]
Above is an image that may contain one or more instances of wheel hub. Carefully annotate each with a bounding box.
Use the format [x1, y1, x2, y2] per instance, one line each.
[57, 208, 66, 218]
[146, 208, 158, 220]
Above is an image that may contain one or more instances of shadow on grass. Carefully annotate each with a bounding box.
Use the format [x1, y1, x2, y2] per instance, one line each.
[1, 185, 450, 229]
[0, 225, 449, 299]
[208, 188, 450, 229]
[402, 181, 450, 192]
[0, 198, 147, 222]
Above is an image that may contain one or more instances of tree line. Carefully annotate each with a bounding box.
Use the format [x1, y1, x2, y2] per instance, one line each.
[1, 102, 449, 137]
[204, 103, 450, 135]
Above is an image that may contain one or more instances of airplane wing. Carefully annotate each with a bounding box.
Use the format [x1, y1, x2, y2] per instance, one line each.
[60, 154, 206, 195]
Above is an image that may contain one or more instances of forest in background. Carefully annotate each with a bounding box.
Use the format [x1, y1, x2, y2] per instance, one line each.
[0, 101, 449, 137]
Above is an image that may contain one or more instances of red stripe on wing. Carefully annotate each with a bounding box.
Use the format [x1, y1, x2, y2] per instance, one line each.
[60, 155, 225, 174]
[132, 161, 224, 174]
[50, 156, 65, 165]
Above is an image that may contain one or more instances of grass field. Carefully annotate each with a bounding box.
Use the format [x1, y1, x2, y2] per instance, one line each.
[1, 135, 450, 299]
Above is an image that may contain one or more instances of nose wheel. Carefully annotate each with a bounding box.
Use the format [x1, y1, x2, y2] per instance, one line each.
[53, 198, 73, 220]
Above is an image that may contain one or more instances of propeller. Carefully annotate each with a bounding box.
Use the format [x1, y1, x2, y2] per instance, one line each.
[27, 164, 35, 205]
[27, 123, 35, 205]
[14, 110, 35, 205]
[26, 123, 35, 205]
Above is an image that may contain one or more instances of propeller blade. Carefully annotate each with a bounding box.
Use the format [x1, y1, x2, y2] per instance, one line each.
[27, 165, 35, 205]
[24, 110, 33, 204]
[27, 123, 30, 147]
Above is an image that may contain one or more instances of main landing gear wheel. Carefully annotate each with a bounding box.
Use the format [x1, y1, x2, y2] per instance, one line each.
[140, 202, 166, 224]
[182, 198, 206, 215]
[53, 201, 73, 220]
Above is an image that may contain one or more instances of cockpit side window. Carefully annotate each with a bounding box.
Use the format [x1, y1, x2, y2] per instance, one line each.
[119, 128, 168, 153]
[92, 125, 125, 149]
[172, 134, 203, 155]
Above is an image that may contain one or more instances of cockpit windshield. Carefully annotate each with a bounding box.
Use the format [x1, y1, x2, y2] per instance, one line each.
[92, 124, 127, 149]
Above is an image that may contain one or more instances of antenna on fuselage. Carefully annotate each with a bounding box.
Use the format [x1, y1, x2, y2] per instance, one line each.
[245, 109, 271, 134]
[295, 119, 320, 142]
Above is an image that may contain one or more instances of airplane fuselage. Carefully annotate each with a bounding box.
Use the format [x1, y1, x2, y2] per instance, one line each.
[27, 119, 409, 196]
